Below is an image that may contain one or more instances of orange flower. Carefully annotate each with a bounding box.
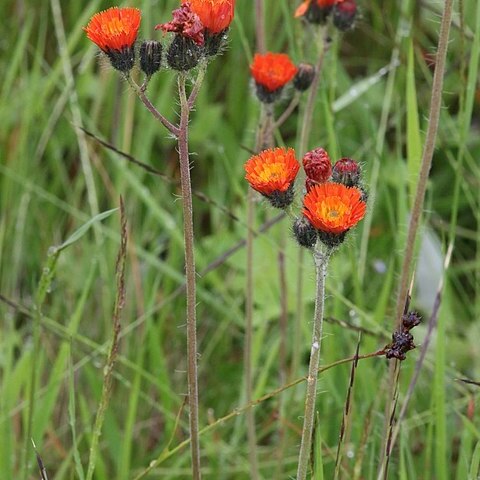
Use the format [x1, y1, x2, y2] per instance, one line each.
[183, 0, 235, 34]
[303, 182, 366, 234]
[84, 7, 141, 52]
[295, 0, 338, 17]
[250, 53, 298, 93]
[245, 148, 299, 199]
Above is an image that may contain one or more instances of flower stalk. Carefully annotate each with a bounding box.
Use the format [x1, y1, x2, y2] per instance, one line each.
[178, 73, 202, 480]
[296, 244, 331, 480]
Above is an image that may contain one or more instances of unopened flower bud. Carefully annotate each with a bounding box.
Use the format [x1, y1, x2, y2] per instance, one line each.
[402, 311, 422, 331]
[140, 41, 163, 76]
[333, 0, 357, 32]
[293, 217, 318, 249]
[293, 63, 315, 92]
[303, 148, 332, 184]
[166, 35, 202, 71]
[332, 157, 360, 187]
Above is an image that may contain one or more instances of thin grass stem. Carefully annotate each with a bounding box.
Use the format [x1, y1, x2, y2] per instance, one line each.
[86, 199, 127, 480]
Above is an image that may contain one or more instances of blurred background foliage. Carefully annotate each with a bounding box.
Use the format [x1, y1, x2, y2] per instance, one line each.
[1, 0, 479, 478]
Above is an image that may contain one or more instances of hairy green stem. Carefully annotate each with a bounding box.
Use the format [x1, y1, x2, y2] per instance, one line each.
[178, 74, 202, 480]
[125, 75, 179, 137]
[296, 246, 331, 480]
[293, 27, 330, 381]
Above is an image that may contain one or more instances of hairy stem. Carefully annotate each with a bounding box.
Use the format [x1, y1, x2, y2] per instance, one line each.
[293, 27, 330, 381]
[296, 246, 331, 480]
[126, 75, 179, 137]
[178, 74, 202, 480]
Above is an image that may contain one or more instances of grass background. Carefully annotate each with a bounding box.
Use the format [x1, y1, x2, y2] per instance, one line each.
[1, 0, 479, 478]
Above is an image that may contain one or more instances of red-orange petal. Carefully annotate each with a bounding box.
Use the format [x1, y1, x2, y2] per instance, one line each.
[84, 7, 141, 52]
[245, 148, 300, 196]
[295, 1, 311, 17]
[183, 0, 236, 33]
[303, 182, 366, 234]
[250, 52, 298, 93]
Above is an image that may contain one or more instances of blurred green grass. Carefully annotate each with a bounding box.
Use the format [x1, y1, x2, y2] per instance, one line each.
[1, 0, 480, 478]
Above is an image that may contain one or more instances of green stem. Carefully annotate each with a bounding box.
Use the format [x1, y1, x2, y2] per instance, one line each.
[125, 75, 179, 137]
[178, 74, 202, 480]
[293, 26, 330, 381]
[296, 246, 331, 480]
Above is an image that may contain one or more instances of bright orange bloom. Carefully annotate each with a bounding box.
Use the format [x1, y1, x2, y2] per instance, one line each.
[183, 0, 235, 34]
[250, 53, 298, 93]
[84, 7, 141, 52]
[245, 148, 300, 196]
[295, 0, 338, 18]
[303, 182, 366, 234]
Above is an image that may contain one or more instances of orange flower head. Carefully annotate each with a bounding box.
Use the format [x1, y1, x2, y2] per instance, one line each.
[250, 53, 298, 103]
[303, 182, 366, 235]
[245, 148, 300, 208]
[183, 0, 236, 34]
[84, 7, 141, 53]
[295, 0, 338, 23]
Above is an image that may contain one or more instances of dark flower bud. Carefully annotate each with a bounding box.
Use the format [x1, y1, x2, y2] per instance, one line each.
[293, 63, 315, 92]
[303, 148, 332, 184]
[293, 217, 318, 249]
[166, 35, 202, 71]
[140, 41, 163, 76]
[402, 311, 422, 331]
[332, 157, 361, 187]
[333, 0, 357, 32]
[384, 331, 416, 361]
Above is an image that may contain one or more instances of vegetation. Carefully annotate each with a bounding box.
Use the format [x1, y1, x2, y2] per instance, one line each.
[1, 0, 479, 478]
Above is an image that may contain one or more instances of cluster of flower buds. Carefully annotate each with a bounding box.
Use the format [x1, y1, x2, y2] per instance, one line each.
[84, 1, 235, 76]
[295, 0, 358, 31]
[243, 146, 367, 250]
[295, 148, 366, 249]
[384, 311, 422, 361]
[250, 53, 315, 103]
